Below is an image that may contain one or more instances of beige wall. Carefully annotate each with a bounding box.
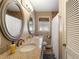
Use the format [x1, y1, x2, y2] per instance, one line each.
[0, 31, 11, 54]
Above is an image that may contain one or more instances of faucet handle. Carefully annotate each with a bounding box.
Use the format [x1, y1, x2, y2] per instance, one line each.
[16, 39, 25, 47]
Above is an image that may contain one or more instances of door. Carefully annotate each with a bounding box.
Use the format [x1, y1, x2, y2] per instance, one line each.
[66, 0, 79, 59]
[51, 14, 59, 59]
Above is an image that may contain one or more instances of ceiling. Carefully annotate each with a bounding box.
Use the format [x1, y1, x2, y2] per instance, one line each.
[29, 0, 59, 12]
[7, 3, 20, 11]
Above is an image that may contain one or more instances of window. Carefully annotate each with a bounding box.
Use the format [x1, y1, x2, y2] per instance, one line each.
[39, 17, 50, 32]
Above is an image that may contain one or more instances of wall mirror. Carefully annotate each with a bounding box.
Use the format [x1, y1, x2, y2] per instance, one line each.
[1, 2, 24, 41]
[27, 16, 35, 36]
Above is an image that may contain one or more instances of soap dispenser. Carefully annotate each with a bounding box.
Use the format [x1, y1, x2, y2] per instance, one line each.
[10, 41, 16, 54]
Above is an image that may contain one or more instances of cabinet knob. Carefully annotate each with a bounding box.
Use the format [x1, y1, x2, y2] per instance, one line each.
[63, 43, 66, 47]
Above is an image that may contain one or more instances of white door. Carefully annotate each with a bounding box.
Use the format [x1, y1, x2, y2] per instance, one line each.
[51, 14, 59, 59]
[66, 0, 79, 59]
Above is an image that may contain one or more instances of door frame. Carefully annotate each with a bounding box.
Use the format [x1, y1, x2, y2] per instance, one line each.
[59, 0, 67, 59]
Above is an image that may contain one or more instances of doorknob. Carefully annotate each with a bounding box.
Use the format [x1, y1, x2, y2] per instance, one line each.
[63, 43, 66, 47]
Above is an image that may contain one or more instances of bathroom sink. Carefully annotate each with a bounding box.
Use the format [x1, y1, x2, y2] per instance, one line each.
[19, 44, 36, 52]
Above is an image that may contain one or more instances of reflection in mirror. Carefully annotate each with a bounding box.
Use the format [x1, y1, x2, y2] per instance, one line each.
[6, 4, 22, 37]
[28, 17, 34, 36]
[39, 18, 50, 32]
[1, 2, 24, 41]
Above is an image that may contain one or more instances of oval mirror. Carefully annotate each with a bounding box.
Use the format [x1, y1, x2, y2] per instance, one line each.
[27, 16, 35, 36]
[1, 2, 24, 41]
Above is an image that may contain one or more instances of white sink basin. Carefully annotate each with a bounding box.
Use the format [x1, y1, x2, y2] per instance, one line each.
[19, 44, 36, 52]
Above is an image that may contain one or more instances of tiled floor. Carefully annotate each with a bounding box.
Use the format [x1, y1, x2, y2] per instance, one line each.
[43, 54, 56, 59]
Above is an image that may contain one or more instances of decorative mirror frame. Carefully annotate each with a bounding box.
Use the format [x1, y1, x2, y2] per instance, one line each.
[27, 16, 33, 36]
[0, 0, 24, 41]
[0, 0, 3, 7]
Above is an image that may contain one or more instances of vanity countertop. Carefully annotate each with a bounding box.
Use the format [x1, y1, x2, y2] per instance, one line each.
[0, 36, 43, 59]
